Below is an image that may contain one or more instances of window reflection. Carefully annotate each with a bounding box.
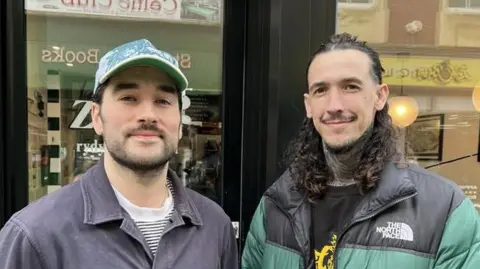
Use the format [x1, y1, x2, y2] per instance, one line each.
[26, 1, 224, 205]
[337, 0, 480, 210]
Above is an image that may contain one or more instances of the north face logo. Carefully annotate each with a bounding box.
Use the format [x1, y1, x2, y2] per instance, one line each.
[376, 222, 414, 241]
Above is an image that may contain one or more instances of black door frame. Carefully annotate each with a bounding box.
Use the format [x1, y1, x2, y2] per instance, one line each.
[0, 0, 338, 258]
[237, 0, 337, 250]
[0, 0, 28, 226]
[220, 0, 247, 248]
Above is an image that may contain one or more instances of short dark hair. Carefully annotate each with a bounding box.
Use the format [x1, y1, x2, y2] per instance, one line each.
[91, 80, 108, 104]
[306, 32, 385, 85]
[91, 79, 183, 110]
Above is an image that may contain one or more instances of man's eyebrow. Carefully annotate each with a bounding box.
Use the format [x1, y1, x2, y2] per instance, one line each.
[308, 81, 327, 92]
[342, 77, 363, 85]
[112, 82, 139, 92]
[308, 77, 363, 92]
[158, 85, 178, 95]
[111, 83, 178, 94]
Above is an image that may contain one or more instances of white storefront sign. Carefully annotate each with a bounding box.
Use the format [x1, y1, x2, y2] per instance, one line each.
[42, 47, 100, 64]
[41, 46, 192, 68]
[26, 0, 181, 21]
[70, 100, 93, 129]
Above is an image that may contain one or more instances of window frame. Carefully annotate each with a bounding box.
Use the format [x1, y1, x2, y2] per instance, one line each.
[337, 0, 376, 10]
[0, 0, 29, 226]
[445, 0, 480, 14]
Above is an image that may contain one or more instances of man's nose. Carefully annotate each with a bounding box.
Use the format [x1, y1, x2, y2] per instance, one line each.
[137, 101, 158, 123]
[325, 88, 345, 113]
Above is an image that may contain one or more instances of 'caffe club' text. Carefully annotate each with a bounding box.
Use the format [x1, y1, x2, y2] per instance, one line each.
[60, 0, 179, 14]
[41, 47, 192, 69]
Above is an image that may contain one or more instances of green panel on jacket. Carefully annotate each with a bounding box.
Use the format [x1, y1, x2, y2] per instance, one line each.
[434, 198, 480, 269]
[262, 243, 303, 269]
[242, 198, 266, 269]
[242, 198, 304, 269]
[337, 248, 434, 269]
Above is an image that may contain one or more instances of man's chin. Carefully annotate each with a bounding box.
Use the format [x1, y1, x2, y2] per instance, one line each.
[323, 137, 358, 154]
[110, 148, 174, 170]
[115, 156, 170, 172]
[128, 151, 171, 164]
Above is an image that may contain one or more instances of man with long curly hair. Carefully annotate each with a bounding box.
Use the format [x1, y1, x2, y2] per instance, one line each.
[241, 33, 480, 269]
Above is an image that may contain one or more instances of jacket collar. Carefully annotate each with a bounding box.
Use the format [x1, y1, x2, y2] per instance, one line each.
[81, 157, 203, 226]
[267, 161, 418, 217]
[265, 170, 306, 216]
[352, 161, 417, 220]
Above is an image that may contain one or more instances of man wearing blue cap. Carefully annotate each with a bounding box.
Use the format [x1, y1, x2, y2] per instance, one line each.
[0, 39, 238, 269]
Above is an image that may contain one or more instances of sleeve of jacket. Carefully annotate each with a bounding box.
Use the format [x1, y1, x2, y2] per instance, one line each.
[221, 219, 239, 269]
[241, 197, 267, 269]
[434, 197, 480, 269]
[0, 218, 46, 269]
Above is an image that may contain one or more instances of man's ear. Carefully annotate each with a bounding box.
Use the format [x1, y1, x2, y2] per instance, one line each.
[375, 84, 389, 111]
[91, 103, 103, 136]
[304, 93, 313, 118]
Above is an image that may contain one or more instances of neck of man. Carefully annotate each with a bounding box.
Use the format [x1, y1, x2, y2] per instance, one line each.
[323, 125, 373, 187]
[103, 152, 170, 208]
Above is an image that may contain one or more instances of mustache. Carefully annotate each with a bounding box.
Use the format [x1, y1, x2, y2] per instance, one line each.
[321, 112, 357, 123]
[127, 123, 165, 138]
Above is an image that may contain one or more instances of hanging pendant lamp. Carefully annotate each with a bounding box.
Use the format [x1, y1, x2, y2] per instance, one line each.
[472, 81, 480, 112]
[388, 85, 419, 128]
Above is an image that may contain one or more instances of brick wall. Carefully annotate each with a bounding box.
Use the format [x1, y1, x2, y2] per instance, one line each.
[388, 0, 440, 45]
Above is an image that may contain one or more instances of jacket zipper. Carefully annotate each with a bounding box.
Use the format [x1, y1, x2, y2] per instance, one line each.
[333, 191, 417, 269]
[267, 197, 310, 268]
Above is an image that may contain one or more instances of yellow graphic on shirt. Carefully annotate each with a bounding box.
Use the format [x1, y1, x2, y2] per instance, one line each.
[314, 233, 337, 269]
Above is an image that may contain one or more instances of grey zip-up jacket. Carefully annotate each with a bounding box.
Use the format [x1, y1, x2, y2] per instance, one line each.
[0, 159, 238, 269]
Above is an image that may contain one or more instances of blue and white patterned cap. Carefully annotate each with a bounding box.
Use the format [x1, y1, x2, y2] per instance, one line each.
[94, 39, 188, 93]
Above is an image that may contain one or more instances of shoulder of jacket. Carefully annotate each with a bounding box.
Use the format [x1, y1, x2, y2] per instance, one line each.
[405, 164, 464, 194]
[402, 163, 467, 214]
[265, 170, 294, 195]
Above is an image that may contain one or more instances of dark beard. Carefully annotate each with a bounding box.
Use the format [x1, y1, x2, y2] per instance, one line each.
[108, 142, 175, 173]
[100, 110, 177, 174]
[323, 124, 374, 185]
[104, 130, 177, 175]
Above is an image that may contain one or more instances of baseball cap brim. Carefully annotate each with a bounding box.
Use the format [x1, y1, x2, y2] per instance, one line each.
[98, 54, 188, 92]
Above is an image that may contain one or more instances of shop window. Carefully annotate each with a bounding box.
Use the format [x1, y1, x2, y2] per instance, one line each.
[338, 0, 373, 3]
[25, 0, 224, 205]
[448, 0, 480, 9]
[338, 0, 375, 10]
[337, 0, 480, 211]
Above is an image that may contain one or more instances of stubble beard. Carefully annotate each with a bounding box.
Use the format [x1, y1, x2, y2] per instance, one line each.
[106, 136, 177, 174]
[101, 119, 177, 176]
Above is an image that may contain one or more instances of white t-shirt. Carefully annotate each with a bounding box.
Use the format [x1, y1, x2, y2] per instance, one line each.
[112, 181, 175, 255]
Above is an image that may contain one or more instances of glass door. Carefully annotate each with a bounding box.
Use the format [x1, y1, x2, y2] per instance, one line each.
[20, 0, 246, 242]
[0, 3, 248, 264]
[1, 1, 247, 254]
[24, 0, 226, 203]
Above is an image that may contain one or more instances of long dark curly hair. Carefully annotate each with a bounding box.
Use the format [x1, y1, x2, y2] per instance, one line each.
[285, 33, 399, 200]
